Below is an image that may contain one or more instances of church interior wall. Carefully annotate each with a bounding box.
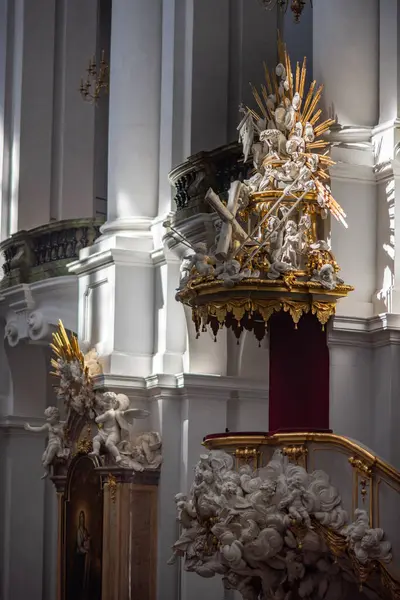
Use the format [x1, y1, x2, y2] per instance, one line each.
[0, 1, 400, 599]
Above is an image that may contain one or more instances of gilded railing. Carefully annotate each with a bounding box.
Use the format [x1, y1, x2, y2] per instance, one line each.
[0, 218, 104, 289]
[203, 430, 400, 593]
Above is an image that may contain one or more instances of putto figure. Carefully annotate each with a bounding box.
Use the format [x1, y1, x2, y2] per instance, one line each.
[89, 392, 149, 463]
[24, 406, 69, 479]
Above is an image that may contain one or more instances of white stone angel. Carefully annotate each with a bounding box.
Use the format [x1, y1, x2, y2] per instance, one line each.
[24, 406, 69, 479]
[89, 392, 149, 464]
[310, 263, 344, 290]
[119, 431, 162, 471]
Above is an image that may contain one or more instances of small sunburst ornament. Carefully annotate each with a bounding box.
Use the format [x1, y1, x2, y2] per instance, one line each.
[239, 34, 346, 228]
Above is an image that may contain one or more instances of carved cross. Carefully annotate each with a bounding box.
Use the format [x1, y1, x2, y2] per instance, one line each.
[205, 181, 249, 261]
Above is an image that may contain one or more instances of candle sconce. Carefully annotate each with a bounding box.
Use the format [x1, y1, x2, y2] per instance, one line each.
[79, 50, 109, 104]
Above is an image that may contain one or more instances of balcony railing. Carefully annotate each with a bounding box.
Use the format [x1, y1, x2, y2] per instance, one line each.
[0, 218, 104, 289]
[168, 141, 252, 220]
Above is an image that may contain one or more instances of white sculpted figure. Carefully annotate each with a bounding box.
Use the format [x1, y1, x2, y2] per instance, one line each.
[24, 406, 69, 479]
[215, 259, 259, 288]
[119, 431, 163, 472]
[4, 320, 19, 347]
[171, 449, 393, 600]
[187, 243, 215, 277]
[311, 263, 343, 290]
[27, 311, 48, 341]
[89, 392, 149, 464]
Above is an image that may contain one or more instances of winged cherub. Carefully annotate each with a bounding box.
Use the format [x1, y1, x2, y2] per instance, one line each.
[89, 392, 149, 463]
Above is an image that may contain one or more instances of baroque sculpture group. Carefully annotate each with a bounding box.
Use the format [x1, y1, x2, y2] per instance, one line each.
[23, 42, 396, 600]
[24, 322, 162, 478]
[165, 40, 353, 341]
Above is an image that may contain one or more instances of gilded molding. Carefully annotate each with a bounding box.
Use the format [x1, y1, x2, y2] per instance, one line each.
[105, 473, 118, 504]
[203, 432, 400, 485]
[282, 444, 308, 467]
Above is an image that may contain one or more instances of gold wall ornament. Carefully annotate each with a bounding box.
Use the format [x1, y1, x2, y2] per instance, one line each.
[233, 447, 261, 469]
[349, 456, 374, 478]
[190, 295, 342, 342]
[105, 473, 118, 504]
[282, 445, 308, 467]
[79, 50, 109, 103]
[74, 424, 93, 456]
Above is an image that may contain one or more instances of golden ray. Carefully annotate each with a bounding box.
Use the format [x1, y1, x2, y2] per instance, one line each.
[309, 109, 322, 127]
[285, 50, 293, 100]
[302, 85, 323, 124]
[295, 61, 300, 95]
[301, 81, 316, 121]
[246, 106, 262, 122]
[299, 57, 307, 99]
[314, 118, 336, 135]
[251, 85, 267, 118]
[263, 62, 273, 95]
[306, 140, 330, 150]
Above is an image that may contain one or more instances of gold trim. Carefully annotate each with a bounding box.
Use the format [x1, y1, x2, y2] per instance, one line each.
[349, 456, 373, 477]
[192, 297, 338, 332]
[233, 447, 261, 469]
[105, 473, 118, 504]
[282, 445, 308, 467]
[203, 432, 400, 484]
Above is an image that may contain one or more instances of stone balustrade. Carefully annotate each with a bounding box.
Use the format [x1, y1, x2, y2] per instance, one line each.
[0, 218, 104, 289]
[168, 141, 252, 221]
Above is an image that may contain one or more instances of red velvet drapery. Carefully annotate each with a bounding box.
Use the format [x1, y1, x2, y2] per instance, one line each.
[268, 311, 330, 432]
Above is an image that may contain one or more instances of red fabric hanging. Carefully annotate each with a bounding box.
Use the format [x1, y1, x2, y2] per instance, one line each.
[268, 310, 330, 432]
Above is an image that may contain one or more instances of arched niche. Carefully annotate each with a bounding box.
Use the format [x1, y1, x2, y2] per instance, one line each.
[62, 454, 103, 600]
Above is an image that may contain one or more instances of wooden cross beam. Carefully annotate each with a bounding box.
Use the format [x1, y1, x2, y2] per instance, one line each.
[205, 181, 249, 261]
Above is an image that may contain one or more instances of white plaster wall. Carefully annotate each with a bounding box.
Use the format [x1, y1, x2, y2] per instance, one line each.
[330, 176, 377, 318]
[372, 342, 400, 468]
[1, 0, 56, 234]
[375, 177, 395, 313]
[227, 0, 278, 141]
[0, 431, 46, 600]
[379, 0, 399, 124]
[313, 0, 379, 127]
[328, 338, 374, 449]
[50, 0, 98, 221]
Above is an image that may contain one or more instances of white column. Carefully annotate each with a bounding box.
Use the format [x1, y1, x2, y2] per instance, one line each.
[0, 425, 47, 600]
[178, 375, 229, 600]
[50, 0, 99, 221]
[104, 0, 162, 229]
[0, 0, 56, 237]
[71, 0, 163, 377]
[313, 0, 379, 319]
[374, 0, 400, 314]
[0, 338, 55, 600]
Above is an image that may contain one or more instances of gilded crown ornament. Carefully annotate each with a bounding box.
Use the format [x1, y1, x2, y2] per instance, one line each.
[166, 37, 353, 343]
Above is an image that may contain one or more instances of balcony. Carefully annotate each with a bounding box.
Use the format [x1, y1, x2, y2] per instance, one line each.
[0, 218, 103, 290]
[169, 141, 252, 221]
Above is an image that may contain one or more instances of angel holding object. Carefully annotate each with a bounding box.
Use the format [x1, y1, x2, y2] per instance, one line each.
[24, 406, 70, 479]
[89, 392, 149, 464]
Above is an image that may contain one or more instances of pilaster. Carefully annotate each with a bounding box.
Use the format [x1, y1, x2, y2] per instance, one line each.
[50, 0, 99, 220]
[313, 0, 379, 319]
[0, 419, 49, 600]
[328, 314, 400, 469]
[0, 0, 56, 236]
